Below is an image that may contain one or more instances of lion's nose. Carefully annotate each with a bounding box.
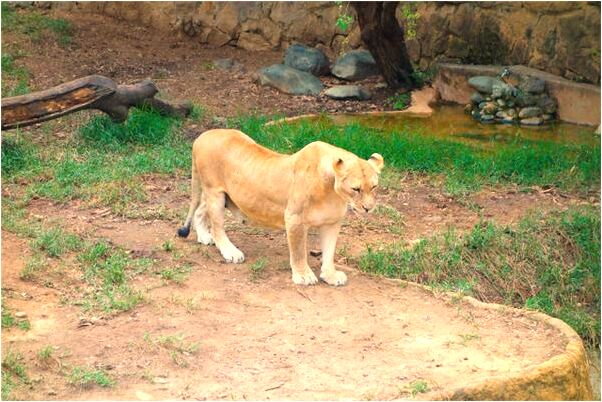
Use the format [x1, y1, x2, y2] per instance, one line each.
[363, 206, 370, 212]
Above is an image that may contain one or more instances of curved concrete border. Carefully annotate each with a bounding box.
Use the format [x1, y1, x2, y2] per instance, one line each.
[378, 278, 593, 400]
[264, 87, 438, 127]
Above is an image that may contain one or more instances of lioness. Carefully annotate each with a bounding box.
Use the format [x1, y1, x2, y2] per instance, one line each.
[177, 129, 383, 286]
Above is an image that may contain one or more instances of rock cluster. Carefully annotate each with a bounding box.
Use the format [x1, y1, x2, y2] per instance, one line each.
[465, 74, 557, 126]
[257, 44, 375, 98]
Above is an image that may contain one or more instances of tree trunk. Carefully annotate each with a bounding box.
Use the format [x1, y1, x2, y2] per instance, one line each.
[1, 75, 191, 131]
[352, 2, 415, 90]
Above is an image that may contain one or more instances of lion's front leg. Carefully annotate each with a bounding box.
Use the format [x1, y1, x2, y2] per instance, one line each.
[285, 215, 318, 286]
[318, 223, 347, 286]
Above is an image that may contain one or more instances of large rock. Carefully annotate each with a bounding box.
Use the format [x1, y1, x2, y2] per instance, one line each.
[468, 76, 505, 94]
[324, 85, 371, 100]
[257, 64, 324, 95]
[284, 44, 330, 76]
[331, 50, 379, 81]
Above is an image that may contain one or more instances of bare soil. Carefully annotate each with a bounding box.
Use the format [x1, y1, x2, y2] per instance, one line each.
[1, 7, 594, 401]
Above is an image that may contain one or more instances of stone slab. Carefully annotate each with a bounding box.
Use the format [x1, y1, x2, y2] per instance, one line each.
[433, 63, 601, 126]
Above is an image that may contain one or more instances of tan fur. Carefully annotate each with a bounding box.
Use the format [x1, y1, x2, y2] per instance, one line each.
[179, 129, 384, 286]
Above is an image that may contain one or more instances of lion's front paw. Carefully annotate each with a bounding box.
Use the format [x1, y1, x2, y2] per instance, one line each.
[320, 269, 347, 286]
[221, 245, 245, 263]
[292, 267, 318, 286]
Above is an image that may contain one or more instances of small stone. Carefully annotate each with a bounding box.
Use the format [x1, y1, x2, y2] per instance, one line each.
[153, 377, 169, 384]
[464, 104, 473, 114]
[519, 76, 546, 94]
[520, 117, 544, 126]
[506, 108, 517, 117]
[468, 76, 505, 94]
[481, 114, 495, 121]
[537, 95, 557, 114]
[213, 58, 244, 72]
[515, 93, 538, 107]
[136, 390, 154, 401]
[324, 85, 371, 100]
[491, 83, 512, 99]
[470, 92, 485, 105]
[482, 102, 498, 115]
[374, 82, 388, 90]
[495, 111, 506, 118]
[15, 312, 27, 318]
[519, 106, 543, 119]
[478, 101, 488, 110]
[542, 114, 554, 121]
[496, 99, 506, 107]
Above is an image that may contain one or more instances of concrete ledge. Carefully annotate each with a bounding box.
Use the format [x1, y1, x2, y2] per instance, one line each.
[393, 279, 594, 401]
[433, 63, 601, 126]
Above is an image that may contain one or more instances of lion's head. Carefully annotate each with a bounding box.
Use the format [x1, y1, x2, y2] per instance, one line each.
[332, 153, 384, 213]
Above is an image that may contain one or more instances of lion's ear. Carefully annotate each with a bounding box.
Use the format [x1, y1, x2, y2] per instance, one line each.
[368, 153, 384, 173]
[333, 158, 345, 174]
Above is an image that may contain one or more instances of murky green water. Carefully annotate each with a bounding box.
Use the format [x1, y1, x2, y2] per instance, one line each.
[307, 105, 599, 148]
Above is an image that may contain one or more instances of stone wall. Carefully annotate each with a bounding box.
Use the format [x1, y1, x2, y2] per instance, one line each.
[55, 1, 601, 84]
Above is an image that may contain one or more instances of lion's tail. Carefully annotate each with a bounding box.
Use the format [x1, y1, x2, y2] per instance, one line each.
[177, 154, 201, 238]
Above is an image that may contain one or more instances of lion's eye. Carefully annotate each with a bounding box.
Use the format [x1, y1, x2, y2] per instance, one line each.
[352, 187, 360, 193]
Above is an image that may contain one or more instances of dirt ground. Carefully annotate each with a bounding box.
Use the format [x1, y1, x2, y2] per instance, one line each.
[1, 7, 598, 401]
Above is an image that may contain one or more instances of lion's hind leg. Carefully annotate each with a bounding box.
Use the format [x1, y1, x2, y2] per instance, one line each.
[194, 194, 213, 245]
[206, 191, 245, 263]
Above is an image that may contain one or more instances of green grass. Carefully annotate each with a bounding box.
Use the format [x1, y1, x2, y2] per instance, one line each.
[79, 241, 150, 313]
[32, 227, 81, 257]
[358, 206, 601, 346]
[2, 350, 28, 399]
[385, 92, 411, 110]
[67, 366, 114, 388]
[2, 3, 73, 46]
[1, 52, 30, 96]
[409, 379, 429, 396]
[37, 346, 54, 362]
[143, 332, 199, 367]
[158, 264, 192, 284]
[233, 116, 600, 196]
[3, 108, 190, 215]
[249, 257, 268, 282]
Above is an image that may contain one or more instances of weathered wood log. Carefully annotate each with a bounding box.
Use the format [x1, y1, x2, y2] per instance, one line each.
[1, 75, 192, 130]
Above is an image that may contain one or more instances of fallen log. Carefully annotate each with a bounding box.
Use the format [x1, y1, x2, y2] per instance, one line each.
[1, 75, 191, 130]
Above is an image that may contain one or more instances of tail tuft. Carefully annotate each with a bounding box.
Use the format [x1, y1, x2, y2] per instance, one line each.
[177, 225, 190, 238]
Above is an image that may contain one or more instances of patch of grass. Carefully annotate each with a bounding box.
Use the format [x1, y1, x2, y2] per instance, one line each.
[409, 379, 429, 396]
[32, 227, 81, 257]
[1, 53, 30, 96]
[189, 103, 206, 122]
[358, 206, 601, 346]
[385, 92, 411, 110]
[3, 109, 190, 213]
[2, 351, 28, 383]
[80, 108, 180, 146]
[67, 366, 114, 388]
[234, 116, 600, 195]
[2, 351, 28, 399]
[2, 3, 73, 46]
[158, 264, 192, 284]
[162, 240, 175, 252]
[249, 257, 268, 282]
[80, 243, 149, 313]
[143, 332, 199, 367]
[37, 346, 54, 362]
[20, 253, 46, 280]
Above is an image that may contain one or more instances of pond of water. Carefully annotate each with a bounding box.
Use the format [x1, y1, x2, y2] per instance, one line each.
[306, 105, 599, 148]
